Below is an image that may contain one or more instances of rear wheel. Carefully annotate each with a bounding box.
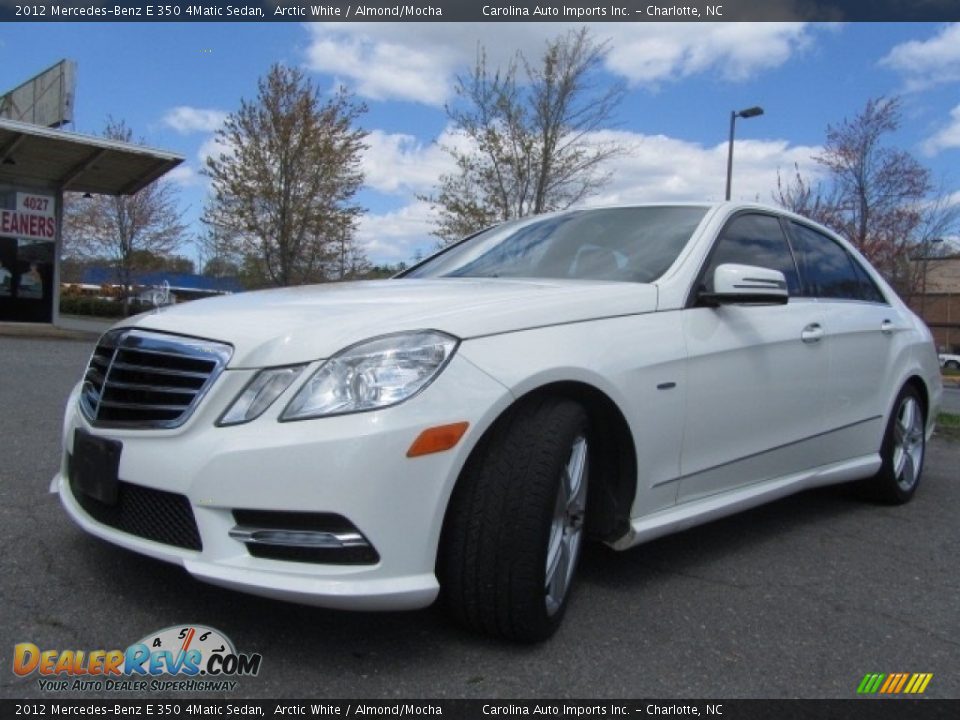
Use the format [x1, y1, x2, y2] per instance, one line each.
[869, 384, 926, 504]
[945, 360, 960, 370]
[439, 397, 589, 641]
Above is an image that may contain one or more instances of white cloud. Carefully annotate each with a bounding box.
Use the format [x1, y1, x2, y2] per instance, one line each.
[197, 134, 234, 165]
[304, 22, 820, 105]
[165, 164, 200, 187]
[362, 129, 457, 194]
[306, 30, 459, 105]
[356, 128, 824, 264]
[162, 135, 234, 194]
[163, 106, 228, 134]
[580, 130, 822, 206]
[605, 22, 813, 84]
[922, 104, 960, 155]
[356, 199, 439, 264]
[880, 23, 960, 91]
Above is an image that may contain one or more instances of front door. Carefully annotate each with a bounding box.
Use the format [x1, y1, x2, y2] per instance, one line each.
[678, 213, 829, 502]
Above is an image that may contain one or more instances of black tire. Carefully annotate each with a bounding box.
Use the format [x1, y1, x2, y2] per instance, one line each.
[946, 360, 960, 371]
[439, 396, 590, 642]
[868, 384, 926, 505]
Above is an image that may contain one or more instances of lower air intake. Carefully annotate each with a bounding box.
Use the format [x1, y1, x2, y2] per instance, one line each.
[69, 464, 202, 551]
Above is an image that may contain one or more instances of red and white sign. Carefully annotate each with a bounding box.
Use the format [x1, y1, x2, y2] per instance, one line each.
[0, 193, 56, 241]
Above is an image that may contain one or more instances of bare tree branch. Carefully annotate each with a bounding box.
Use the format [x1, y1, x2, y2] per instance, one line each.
[63, 119, 186, 311]
[774, 97, 959, 296]
[422, 29, 625, 245]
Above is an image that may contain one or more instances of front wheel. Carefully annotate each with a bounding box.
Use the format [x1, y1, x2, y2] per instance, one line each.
[945, 360, 960, 370]
[869, 385, 926, 504]
[439, 397, 590, 642]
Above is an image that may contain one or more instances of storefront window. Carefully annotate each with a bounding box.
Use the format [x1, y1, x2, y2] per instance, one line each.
[0, 190, 57, 323]
[0, 236, 55, 323]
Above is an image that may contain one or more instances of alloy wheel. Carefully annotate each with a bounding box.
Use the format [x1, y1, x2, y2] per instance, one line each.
[892, 396, 924, 492]
[545, 435, 588, 616]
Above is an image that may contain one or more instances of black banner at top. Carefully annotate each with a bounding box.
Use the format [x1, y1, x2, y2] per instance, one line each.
[1, 699, 959, 720]
[1, 0, 959, 23]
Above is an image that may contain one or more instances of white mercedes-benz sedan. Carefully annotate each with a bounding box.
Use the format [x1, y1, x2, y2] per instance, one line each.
[54, 202, 942, 641]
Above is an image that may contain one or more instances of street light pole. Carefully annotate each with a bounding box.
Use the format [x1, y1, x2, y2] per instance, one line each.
[725, 111, 736, 202]
[725, 106, 764, 201]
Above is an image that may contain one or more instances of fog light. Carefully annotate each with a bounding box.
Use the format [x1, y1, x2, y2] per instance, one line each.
[229, 528, 367, 548]
[229, 510, 380, 564]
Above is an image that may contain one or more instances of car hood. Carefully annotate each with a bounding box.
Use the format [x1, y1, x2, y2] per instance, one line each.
[119, 278, 658, 367]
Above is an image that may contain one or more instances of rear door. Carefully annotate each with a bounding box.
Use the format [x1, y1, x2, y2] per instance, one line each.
[785, 221, 898, 457]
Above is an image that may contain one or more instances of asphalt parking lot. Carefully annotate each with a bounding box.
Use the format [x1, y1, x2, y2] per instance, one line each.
[1, 336, 958, 700]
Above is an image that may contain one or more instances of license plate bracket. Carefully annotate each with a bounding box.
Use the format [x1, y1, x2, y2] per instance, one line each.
[72, 429, 122, 505]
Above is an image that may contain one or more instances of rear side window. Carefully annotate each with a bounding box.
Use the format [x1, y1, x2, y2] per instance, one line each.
[789, 222, 886, 303]
[849, 255, 887, 303]
[703, 214, 801, 294]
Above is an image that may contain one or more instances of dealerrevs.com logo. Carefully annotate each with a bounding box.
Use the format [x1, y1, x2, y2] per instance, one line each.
[13, 625, 262, 692]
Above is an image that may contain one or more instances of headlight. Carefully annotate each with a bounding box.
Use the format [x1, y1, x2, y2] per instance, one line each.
[280, 330, 459, 421]
[218, 366, 305, 426]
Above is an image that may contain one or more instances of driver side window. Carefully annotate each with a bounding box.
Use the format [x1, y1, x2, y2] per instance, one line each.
[703, 214, 801, 295]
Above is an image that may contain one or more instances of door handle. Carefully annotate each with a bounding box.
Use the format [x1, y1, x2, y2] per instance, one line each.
[881, 320, 895, 335]
[801, 323, 824, 343]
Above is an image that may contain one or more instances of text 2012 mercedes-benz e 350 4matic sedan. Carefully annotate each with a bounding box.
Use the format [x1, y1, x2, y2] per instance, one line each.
[55, 203, 942, 641]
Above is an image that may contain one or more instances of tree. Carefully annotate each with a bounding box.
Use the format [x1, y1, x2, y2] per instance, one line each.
[203, 64, 369, 286]
[774, 162, 835, 225]
[775, 97, 958, 295]
[327, 226, 372, 280]
[63, 119, 186, 308]
[362, 262, 407, 280]
[201, 256, 241, 280]
[197, 224, 242, 279]
[127, 250, 194, 274]
[423, 28, 625, 244]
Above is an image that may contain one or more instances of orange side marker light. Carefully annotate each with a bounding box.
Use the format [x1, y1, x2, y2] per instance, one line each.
[407, 422, 470, 458]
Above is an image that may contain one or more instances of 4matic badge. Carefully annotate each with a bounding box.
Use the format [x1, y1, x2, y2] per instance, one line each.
[13, 625, 262, 692]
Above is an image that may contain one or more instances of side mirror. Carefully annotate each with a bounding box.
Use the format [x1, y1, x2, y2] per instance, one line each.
[700, 263, 789, 306]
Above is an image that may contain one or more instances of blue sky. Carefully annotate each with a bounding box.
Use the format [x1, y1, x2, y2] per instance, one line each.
[2, 21, 959, 266]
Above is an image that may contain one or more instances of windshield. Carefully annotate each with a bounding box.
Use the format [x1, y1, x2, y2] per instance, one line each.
[402, 206, 709, 283]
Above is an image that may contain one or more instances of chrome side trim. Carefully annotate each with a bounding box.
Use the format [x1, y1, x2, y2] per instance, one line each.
[612, 454, 882, 551]
[652, 414, 884, 487]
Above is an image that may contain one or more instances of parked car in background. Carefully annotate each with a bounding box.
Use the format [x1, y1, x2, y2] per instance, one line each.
[54, 202, 942, 641]
[940, 353, 960, 370]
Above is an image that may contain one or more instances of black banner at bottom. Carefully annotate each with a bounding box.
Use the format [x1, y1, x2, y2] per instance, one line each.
[2, 699, 957, 720]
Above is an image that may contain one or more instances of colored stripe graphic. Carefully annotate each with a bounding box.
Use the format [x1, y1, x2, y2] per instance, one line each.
[893, 674, 909, 693]
[857, 674, 885, 694]
[857, 673, 932, 694]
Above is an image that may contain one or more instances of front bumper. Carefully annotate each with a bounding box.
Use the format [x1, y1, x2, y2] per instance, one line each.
[54, 354, 512, 611]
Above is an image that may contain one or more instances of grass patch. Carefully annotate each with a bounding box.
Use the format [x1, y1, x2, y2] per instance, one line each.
[936, 412, 960, 441]
[938, 412, 960, 427]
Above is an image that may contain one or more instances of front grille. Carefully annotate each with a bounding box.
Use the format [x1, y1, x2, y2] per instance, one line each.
[68, 462, 202, 551]
[80, 329, 232, 429]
